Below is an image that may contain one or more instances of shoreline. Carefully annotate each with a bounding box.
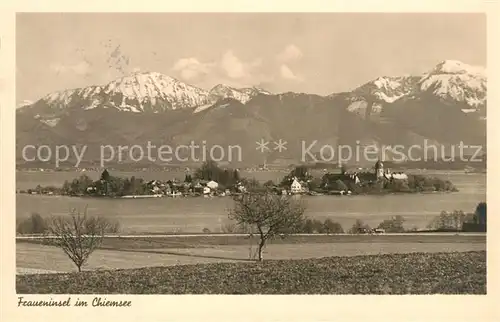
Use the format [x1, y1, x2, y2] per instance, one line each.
[16, 189, 459, 199]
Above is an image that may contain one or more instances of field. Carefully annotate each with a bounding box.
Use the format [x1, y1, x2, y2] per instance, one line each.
[16, 251, 486, 294]
[16, 234, 486, 273]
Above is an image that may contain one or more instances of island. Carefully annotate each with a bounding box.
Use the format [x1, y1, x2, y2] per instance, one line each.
[19, 160, 458, 198]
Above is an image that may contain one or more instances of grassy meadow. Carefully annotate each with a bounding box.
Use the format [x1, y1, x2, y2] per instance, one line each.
[17, 234, 486, 273]
[17, 251, 486, 294]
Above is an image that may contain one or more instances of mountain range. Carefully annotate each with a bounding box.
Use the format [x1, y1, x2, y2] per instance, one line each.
[16, 59, 487, 168]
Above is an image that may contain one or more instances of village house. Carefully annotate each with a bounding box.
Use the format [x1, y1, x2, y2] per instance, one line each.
[384, 170, 408, 181]
[258, 161, 269, 171]
[192, 181, 204, 193]
[86, 186, 97, 193]
[207, 180, 219, 190]
[147, 180, 162, 194]
[236, 182, 247, 193]
[290, 177, 304, 194]
[346, 173, 361, 184]
[375, 160, 408, 181]
[300, 179, 310, 192]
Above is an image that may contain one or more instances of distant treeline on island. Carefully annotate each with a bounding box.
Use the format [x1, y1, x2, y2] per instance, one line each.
[19, 160, 458, 198]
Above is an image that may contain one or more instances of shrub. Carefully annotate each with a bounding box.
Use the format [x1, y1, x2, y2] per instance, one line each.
[335, 179, 348, 191]
[263, 180, 275, 187]
[302, 219, 315, 233]
[407, 175, 457, 192]
[16, 213, 48, 234]
[358, 181, 385, 194]
[377, 215, 405, 233]
[104, 219, 121, 234]
[221, 220, 238, 233]
[299, 218, 328, 233]
[299, 219, 343, 234]
[427, 210, 467, 231]
[307, 177, 323, 191]
[462, 202, 487, 232]
[431, 178, 457, 191]
[474, 202, 486, 225]
[348, 219, 371, 234]
[323, 219, 344, 234]
[385, 180, 411, 193]
[346, 181, 362, 194]
[312, 219, 325, 233]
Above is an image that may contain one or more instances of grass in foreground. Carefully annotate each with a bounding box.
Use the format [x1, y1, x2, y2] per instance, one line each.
[17, 251, 486, 294]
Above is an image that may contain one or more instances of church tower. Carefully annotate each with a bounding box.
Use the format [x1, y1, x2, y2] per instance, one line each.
[375, 159, 384, 179]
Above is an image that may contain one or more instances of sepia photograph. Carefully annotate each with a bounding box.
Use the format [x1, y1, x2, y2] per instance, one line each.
[13, 12, 487, 295]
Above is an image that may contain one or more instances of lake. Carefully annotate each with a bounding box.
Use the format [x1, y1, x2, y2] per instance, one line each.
[16, 170, 486, 233]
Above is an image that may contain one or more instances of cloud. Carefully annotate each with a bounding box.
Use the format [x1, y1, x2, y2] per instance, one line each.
[220, 50, 261, 79]
[280, 64, 303, 82]
[50, 60, 91, 75]
[221, 51, 246, 79]
[172, 57, 214, 81]
[171, 51, 263, 86]
[277, 44, 303, 63]
[171, 49, 304, 89]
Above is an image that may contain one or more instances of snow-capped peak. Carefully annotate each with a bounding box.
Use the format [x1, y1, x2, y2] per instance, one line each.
[24, 70, 274, 115]
[103, 71, 206, 101]
[430, 60, 485, 76]
[209, 84, 272, 104]
[352, 75, 418, 104]
[209, 84, 251, 103]
[210, 83, 237, 95]
[420, 60, 486, 108]
[373, 76, 402, 91]
[30, 72, 214, 113]
[346, 59, 487, 119]
[239, 86, 272, 96]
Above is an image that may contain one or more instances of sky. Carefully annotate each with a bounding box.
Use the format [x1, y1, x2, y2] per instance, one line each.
[16, 13, 486, 105]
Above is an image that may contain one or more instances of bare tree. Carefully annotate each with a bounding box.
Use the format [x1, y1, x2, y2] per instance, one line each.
[229, 192, 306, 261]
[427, 210, 467, 231]
[48, 207, 112, 272]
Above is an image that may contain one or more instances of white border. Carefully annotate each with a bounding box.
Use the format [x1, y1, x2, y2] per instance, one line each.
[1, 1, 499, 321]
